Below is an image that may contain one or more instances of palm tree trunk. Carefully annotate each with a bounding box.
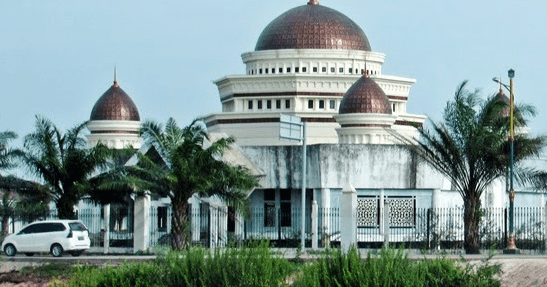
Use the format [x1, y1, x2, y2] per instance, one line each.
[463, 195, 481, 254]
[1, 211, 10, 235]
[56, 196, 77, 219]
[171, 196, 190, 250]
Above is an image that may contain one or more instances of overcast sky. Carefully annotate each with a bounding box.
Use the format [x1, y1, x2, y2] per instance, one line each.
[1, 0, 546, 149]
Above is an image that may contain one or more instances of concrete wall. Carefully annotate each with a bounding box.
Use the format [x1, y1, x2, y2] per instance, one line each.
[242, 144, 448, 191]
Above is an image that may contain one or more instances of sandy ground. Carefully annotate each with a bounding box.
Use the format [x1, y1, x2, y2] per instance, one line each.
[0, 257, 546, 286]
[492, 258, 547, 287]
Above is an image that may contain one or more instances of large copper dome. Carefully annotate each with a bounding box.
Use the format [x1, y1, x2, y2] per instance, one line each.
[90, 80, 140, 121]
[255, 1, 371, 51]
[339, 75, 392, 114]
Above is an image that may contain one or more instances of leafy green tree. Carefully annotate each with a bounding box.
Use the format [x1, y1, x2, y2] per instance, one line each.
[19, 116, 110, 219]
[402, 81, 544, 253]
[102, 118, 259, 250]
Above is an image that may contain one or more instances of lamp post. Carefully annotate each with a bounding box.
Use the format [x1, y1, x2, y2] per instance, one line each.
[494, 70, 518, 253]
[506, 68, 517, 252]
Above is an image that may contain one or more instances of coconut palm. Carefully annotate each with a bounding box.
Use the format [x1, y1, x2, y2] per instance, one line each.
[103, 118, 259, 250]
[402, 81, 545, 254]
[19, 116, 110, 219]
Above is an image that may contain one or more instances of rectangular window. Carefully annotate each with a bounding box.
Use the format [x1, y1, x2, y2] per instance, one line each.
[280, 189, 291, 227]
[271, 68, 275, 74]
[313, 67, 318, 73]
[331, 67, 335, 73]
[267, 100, 272, 109]
[264, 190, 276, 227]
[339, 67, 343, 73]
[348, 68, 352, 74]
[265, 68, 269, 74]
[276, 100, 281, 109]
[259, 69, 263, 74]
[257, 100, 262, 109]
[330, 100, 336, 109]
[157, 206, 168, 231]
[319, 100, 325, 109]
[279, 68, 282, 73]
[308, 100, 314, 109]
[286, 67, 291, 73]
[295, 67, 299, 73]
[302, 67, 307, 72]
[285, 99, 291, 109]
[248, 100, 253, 110]
[227, 207, 235, 232]
[322, 67, 327, 73]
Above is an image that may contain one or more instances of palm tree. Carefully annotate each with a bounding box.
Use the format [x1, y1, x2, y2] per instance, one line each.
[401, 81, 544, 254]
[103, 118, 259, 250]
[19, 116, 110, 219]
[0, 130, 51, 233]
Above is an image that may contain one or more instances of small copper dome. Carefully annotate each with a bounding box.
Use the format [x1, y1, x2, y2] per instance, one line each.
[255, 2, 371, 51]
[339, 75, 392, 114]
[493, 89, 510, 118]
[90, 80, 140, 121]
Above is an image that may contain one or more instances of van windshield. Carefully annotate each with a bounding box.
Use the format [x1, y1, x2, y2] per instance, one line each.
[68, 222, 87, 231]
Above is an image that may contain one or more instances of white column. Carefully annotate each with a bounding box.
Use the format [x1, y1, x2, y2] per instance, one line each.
[103, 204, 110, 254]
[432, 189, 441, 209]
[189, 197, 201, 243]
[209, 204, 218, 248]
[340, 183, 357, 251]
[133, 194, 150, 253]
[235, 212, 244, 243]
[321, 188, 331, 248]
[311, 200, 318, 249]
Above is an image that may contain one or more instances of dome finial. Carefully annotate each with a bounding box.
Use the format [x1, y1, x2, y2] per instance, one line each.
[113, 66, 118, 87]
[307, 0, 319, 5]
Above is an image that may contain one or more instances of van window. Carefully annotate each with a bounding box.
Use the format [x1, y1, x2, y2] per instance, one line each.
[69, 222, 87, 231]
[19, 224, 38, 234]
[48, 223, 66, 232]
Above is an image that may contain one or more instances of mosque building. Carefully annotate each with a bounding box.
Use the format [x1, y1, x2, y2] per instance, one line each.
[84, 0, 546, 248]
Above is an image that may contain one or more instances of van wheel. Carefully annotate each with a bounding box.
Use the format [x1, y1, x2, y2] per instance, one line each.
[4, 244, 16, 256]
[50, 244, 63, 257]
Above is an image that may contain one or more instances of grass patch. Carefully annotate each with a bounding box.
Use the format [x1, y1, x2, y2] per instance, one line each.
[54, 241, 297, 287]
[293, 246, 501, 287]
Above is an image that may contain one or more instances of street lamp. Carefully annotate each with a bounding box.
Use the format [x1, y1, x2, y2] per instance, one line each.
[493, 69, 518, 253]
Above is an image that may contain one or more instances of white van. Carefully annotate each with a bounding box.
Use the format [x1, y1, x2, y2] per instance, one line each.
[2, 220, 90, 257]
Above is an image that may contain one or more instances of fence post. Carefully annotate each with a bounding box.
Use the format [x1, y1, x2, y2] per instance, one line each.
[340, 183, 357, 251]
[383, 203, 390, 247]
[544, 202, 547, 253]
[312, 200, 318, 249]
[427, 208, 431, 249]
[133, 194, 150, 253]
[379, 189, 384, 235]
[103, 204, 110, 254]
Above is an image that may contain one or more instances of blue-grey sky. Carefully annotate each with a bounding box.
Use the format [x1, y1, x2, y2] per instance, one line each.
[1, 0, 546, 147]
